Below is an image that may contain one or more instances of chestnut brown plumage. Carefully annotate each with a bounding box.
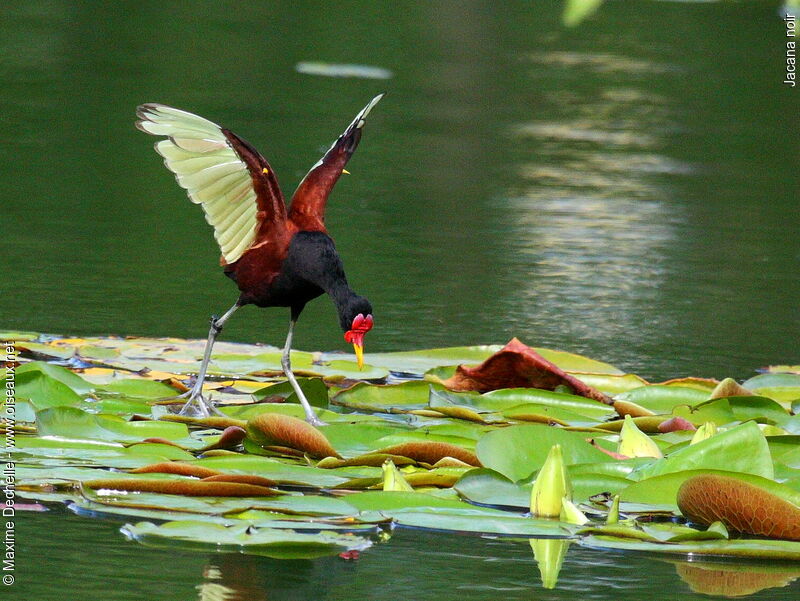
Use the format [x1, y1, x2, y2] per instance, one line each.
[136, 95, 383, 424]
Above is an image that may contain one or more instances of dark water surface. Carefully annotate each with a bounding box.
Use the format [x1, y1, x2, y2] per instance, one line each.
[13, 508, 800, 601]
[2, 1, 799, 599]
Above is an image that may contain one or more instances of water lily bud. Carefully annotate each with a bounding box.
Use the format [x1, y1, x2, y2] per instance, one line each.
[530, 444, 571, 517]
[690, 421, 717, 445]
[618, 415, 663, 458]
[382, 459, 414, 492]
[606, 494, 620, 524]
[560, 497, 589, 525]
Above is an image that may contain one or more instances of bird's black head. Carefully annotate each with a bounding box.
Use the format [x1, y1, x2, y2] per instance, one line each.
[340, 295, 373, 369]
[339, 295, 373, 332]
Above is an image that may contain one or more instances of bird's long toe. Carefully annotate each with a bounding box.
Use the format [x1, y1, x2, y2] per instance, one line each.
[178, 393, 214, 418]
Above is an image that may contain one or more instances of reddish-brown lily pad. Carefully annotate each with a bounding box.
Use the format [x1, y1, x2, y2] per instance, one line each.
[375, 442, 481, 467]
[130, 462, 222, 478]
[317, 453, 417, 469]
[199, 425, 247, 451]
[442, 338, 612, 404]
[84, 478, 279, 496]
[677, 474, 800, 541]
[709, 377, 754, 400]
[201, 474, 278, 488]
[247, 413, 341, 459]
[658, 416, 696, 433]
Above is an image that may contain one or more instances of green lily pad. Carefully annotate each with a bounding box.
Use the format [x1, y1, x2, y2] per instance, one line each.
[193, 454, 361, 487]
[36, 406, 192, 443]
[570, 373, 648, 395]
[616, 386, 710, 413]
[580, 533, 800, 560]
[17, 361, 94, 394]
[15, 370, 83, 409]
[121, 520, 372, 558]
[253, 377, 329, 409]
[332, 381, 432, 412]
[476, 424, 610, 482]
[392, 509, 569, 536]
[620, 469, 800, 509]
[455, 468, 530, 508]
[481, 388, 615, 419]
[672, 398, 735, 426]
[631, 421, 774, 481]
[11, 331, 800, 564]
[100, 378, 179, 399]
[210, 351, 387, 380]
[352, 346, 500, 374]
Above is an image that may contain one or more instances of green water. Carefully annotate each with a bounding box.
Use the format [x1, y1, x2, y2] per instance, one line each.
[3, 0, 799, 599]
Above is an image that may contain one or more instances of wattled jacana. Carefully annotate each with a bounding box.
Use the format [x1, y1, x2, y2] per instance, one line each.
[135, 95, 383, 425]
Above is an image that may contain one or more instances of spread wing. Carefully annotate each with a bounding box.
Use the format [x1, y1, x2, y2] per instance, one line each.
[135, 104, 286, 264]
[288, 93, 384, 225]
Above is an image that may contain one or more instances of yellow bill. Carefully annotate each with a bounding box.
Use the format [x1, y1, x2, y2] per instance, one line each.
[353, 343, 364, 369]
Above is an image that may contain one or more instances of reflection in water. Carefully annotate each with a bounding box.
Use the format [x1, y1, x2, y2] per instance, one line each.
[197, 562, 266, 601]
[673, 560, 800, 598]
[15, 508, 800, 601]
[527, 51, 676, 74]
[499, 48, 695, 371]
[194, 554, 325, 601]
[530, 538, 571, 589]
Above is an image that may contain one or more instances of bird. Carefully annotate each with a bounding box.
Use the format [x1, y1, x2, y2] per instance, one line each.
[135, 94, 383, 425]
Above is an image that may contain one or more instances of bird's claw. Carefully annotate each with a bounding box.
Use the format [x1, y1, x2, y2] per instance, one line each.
[178, 393, 212, 417]
[171, 382, 222, 417]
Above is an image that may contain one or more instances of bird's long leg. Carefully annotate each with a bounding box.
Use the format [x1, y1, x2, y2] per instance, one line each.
[281, 319, 327, 427]
[178, 303, 239, 417]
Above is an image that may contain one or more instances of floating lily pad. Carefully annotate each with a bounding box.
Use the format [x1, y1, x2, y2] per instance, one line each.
[677, 473, 800, 540]
[476, 424, 610, 482]
[36, 406, 193, 444]
[9, 331, 800, 562]
[631, 421, 773, 481]
[580, 534, 800, 561]
[121, 520, 372, 558]
[615, 385, 710, 413]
